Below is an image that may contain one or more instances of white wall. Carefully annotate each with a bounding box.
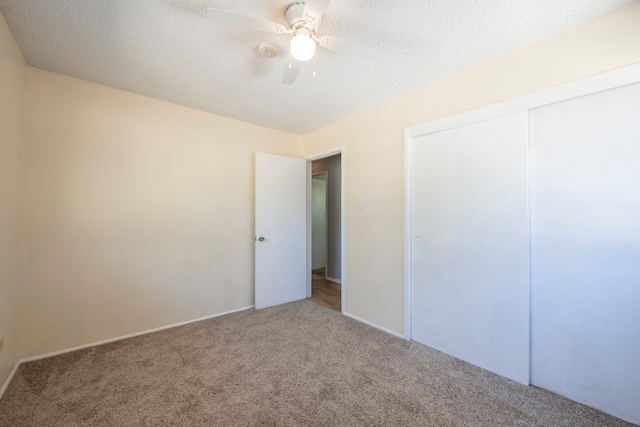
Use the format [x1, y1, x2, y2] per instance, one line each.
[312, 155, 341, 280]
[18, 68, 300, 358]
[300, 2, 640, 335]
[0, 11, 26, 390]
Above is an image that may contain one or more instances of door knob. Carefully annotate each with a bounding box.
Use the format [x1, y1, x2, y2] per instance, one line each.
[258, 236, 266, 241]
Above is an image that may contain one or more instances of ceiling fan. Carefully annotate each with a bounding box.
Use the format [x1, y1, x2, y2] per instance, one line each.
[206, 1, 382, 84]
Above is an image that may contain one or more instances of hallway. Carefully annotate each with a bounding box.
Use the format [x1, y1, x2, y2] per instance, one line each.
[309, 269, 341, 312]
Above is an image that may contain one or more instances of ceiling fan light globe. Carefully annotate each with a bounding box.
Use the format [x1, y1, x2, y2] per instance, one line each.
[290, 35, 316, 61]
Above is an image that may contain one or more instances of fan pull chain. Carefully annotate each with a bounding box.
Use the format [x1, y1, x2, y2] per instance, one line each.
[313, 56, 317, 77]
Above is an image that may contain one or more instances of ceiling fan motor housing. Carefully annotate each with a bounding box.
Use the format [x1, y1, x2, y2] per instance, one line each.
[285, 2, 322, 32]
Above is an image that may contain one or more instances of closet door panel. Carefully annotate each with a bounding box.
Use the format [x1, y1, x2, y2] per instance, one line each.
[411, 111, 530, 385]
[529, 82, 640, 423]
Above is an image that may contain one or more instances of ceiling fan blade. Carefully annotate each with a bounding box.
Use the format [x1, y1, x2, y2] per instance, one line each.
[283, 58, 302, 85]
[206, 8, 286, 34]
[303, 0, 331, 22]
[319, 36, 382, 61]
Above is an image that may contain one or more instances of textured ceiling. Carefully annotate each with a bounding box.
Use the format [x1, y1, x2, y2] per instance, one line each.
[0, 0, 634, 134]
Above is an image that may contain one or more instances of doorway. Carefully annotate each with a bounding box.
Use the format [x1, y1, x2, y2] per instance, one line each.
[307, 152, 342, 312]
[254, 148, 344, 312]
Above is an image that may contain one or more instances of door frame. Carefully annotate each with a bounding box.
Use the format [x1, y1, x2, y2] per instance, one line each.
[404, 63, 640, 340]
[404, 64, 640, 340]
[304, 146, 345, 313]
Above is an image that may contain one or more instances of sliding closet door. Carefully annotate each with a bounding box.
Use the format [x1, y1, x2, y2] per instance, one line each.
[411, 111, 530, 385]
[529, 82, 640, 423]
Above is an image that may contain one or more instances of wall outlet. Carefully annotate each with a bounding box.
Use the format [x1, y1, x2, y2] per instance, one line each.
[0, 333, 4, 352]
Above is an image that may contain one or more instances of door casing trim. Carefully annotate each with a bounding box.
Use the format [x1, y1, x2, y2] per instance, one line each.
[304, 146, 345, 313]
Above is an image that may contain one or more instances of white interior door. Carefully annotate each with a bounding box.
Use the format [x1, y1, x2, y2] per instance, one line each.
[411, 111, 530, 385]
[255, 153, 307, 309]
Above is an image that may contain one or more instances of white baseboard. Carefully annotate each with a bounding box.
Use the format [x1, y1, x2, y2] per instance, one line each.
[326, 276, 342, 284]
[0, 305, 255, 398]
[0, 361, 21, 400]
[20, 305, 254, 364]
[342, 311, 405, 339]
[3, 306, 401, 400]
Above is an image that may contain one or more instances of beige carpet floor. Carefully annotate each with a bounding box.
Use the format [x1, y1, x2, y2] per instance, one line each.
[0, 300, 633, 426]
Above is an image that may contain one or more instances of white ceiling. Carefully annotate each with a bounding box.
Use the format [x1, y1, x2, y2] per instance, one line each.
[0, 0, 633, 134]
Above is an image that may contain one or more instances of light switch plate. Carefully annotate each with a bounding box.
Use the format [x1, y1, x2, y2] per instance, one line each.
[357, 198, 364, 210]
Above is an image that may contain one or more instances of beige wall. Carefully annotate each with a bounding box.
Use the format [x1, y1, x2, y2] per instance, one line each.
[300, 2, 640, 335]
[18, 68, 299, 358]
[0, 12, 26, 387]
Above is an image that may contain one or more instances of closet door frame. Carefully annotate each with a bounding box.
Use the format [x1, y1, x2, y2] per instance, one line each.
[404, 63, 640, 340]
